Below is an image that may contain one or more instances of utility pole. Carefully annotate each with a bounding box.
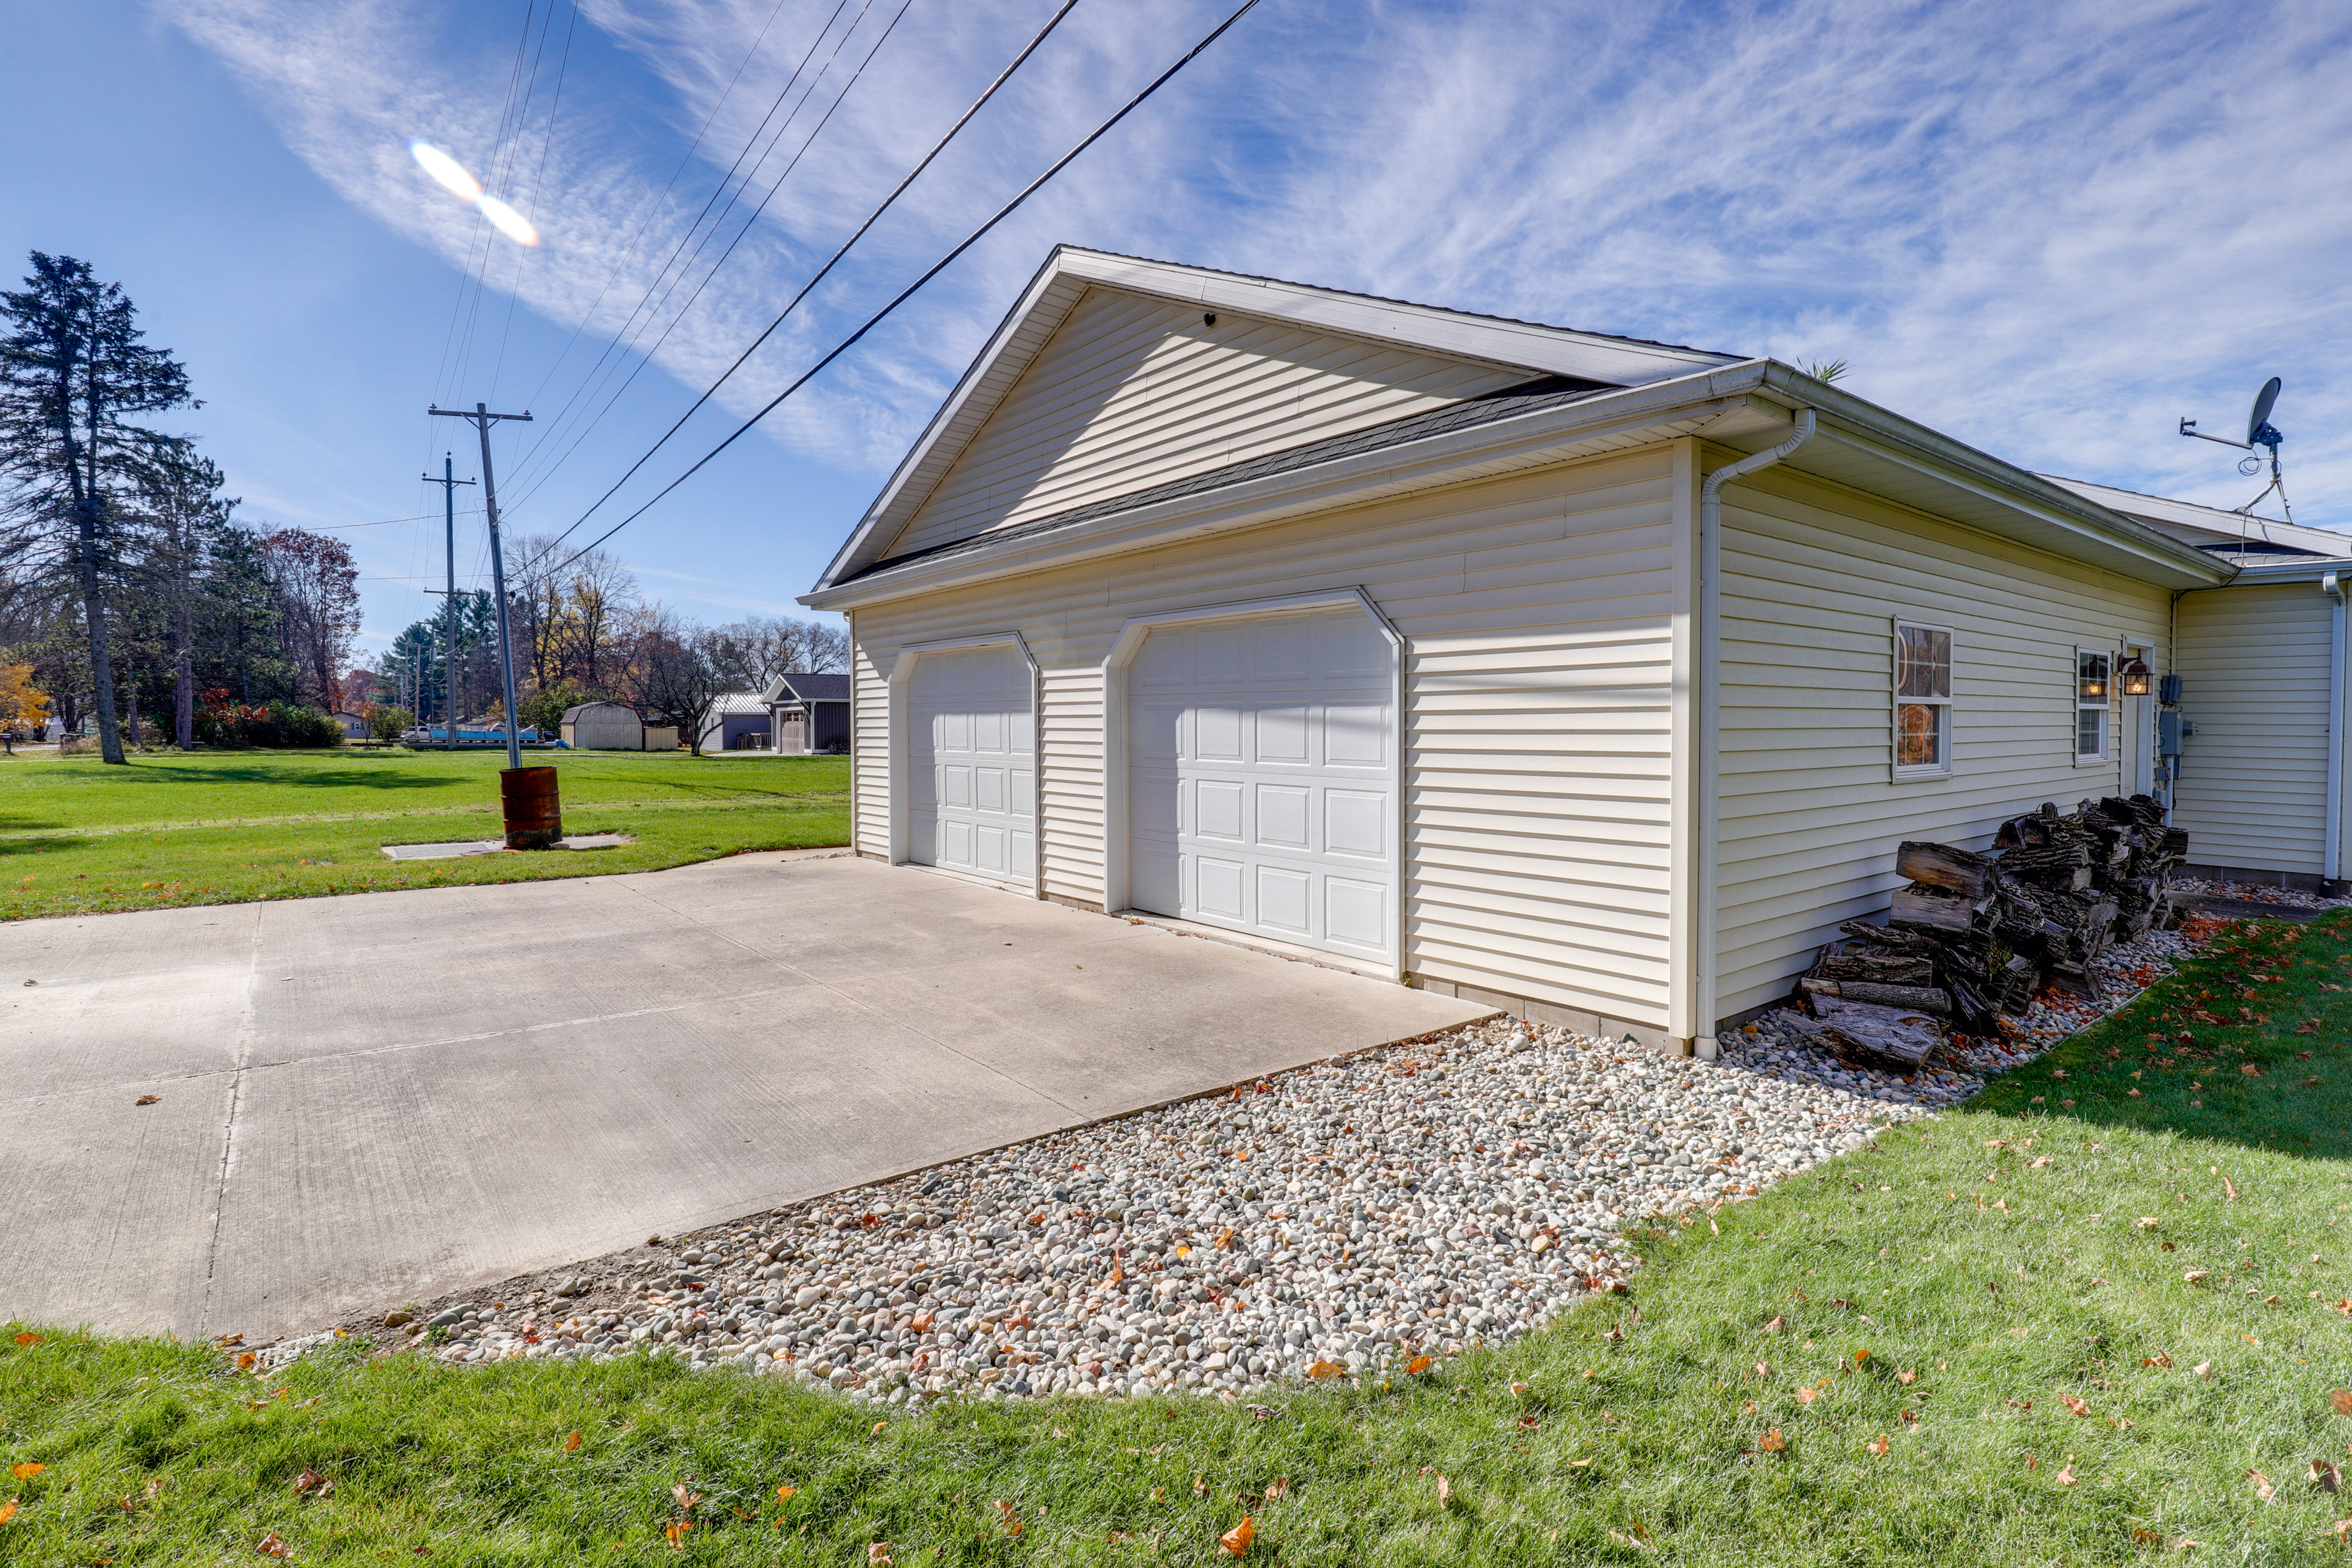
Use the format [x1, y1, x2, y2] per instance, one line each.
[428, 403, 531, 771]
[419, 455, 476, 751]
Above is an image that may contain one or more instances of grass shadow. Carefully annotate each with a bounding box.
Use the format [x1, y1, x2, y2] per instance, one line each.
[103, 764, 453, 792]
[1971, 909, 2352, 1159]
[0, 835, 85, 855]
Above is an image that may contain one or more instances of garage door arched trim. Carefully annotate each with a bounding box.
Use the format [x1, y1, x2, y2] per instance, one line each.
[885, 632, 1042, 892]
[1102, 588, 1405, 976]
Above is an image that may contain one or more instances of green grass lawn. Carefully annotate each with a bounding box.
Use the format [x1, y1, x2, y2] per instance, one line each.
[6, 920, 2352, 1564]
[0, 748, 850, 920]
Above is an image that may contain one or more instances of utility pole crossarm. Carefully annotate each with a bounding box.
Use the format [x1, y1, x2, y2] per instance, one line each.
[427, 404, 532, 770]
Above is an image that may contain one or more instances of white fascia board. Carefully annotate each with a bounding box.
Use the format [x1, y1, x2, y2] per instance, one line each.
[815, 254, 1094, 592]
[2040, 474, 2351, 556]
[2216, 562, 2351, 584]
[1746, 367, 2234, 590]
[811, 247, 1740, 592]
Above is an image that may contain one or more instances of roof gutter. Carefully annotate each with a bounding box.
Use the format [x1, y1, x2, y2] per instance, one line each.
[1686, 409, 1817, 1060]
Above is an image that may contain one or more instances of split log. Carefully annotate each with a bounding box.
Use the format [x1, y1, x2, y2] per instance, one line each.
[1810, 947, 1935, 987]
[1887, 887, 1982, 935]
[1800, 977, 1954, 1013]
[1785, 997, 1943, 1068]
[1896, 841, 1991, 899]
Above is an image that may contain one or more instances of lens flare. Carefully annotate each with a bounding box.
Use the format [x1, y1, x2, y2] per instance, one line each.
[409, 140, 481, 201]
[408, 140, 539, 247]
[475, 196, 540, 248]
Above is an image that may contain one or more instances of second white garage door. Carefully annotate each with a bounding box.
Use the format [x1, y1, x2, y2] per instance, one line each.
[910, 645, 1034, 886]
[1128, 609, 1396, 964]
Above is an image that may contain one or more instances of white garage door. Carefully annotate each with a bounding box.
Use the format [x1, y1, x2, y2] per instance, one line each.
[1129, 609, 1395, 963]
[910, 646, 1034, 886]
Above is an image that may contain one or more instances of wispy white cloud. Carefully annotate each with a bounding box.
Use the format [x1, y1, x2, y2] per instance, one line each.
[168, 0, 2352, 531]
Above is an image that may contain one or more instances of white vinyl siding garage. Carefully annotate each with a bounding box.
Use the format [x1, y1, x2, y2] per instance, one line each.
[845, 446, 1686, 1037]
[908, 646, 1035, 886]
[2170, 581, 2335, 876]
[1710, 465, 2170, 1020]
[878, 287, 1527, 563]
[1129, 610, 1397, 963]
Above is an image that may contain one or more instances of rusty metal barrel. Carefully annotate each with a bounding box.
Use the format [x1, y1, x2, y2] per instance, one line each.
[500, 766, 563, 850]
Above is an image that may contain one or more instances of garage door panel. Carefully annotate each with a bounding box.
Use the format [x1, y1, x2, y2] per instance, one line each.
[1196, 705, 1244, 761]
[1325, 878, 1388, 951]
[1257, 866, 1312, 933]
[1256, 706, 1309, 764]
[1196, 856, 1247, 918]
[1255, 784, 1310, 849]
[1325, 702, 1388, 767]
[1256, 620, 1312, 681]
[1195, 778, 1246, 841]
[1325, 790, 1386, 858]
[910, 646, 1034, 887]
[1126, 609, 1395, 963]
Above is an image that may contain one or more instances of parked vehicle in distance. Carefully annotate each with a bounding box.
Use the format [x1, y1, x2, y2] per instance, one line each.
[400, 725, 560, 748]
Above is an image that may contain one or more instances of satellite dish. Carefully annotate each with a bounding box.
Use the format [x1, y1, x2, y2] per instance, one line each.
[2247, 376, 2282, 446]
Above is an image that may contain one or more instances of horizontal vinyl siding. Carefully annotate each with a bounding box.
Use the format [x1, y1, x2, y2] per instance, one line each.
[1713, 470, 2170, 1020]
[880, 287, 1525, 562]
[850, 447, 1683, 1029]
[851, 620, 890, 858]
[2172, 583, 2334, 874]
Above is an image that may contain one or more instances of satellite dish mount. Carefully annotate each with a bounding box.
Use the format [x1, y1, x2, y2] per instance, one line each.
[2179, 375, 2292, 521]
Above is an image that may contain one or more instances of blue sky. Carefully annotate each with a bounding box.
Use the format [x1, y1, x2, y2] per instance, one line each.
[6, 0, 2350, 657]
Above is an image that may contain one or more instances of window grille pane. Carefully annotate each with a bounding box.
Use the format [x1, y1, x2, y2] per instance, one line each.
[1898, 627, 1950, 699]
[2077, 706, 2106, 757]
[1898, 702, 1945, 769]
[2078, 651, 2110, 701]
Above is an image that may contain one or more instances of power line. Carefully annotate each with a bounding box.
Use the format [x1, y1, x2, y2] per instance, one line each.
[503, 0, 911, 509]
[520, 0, 1084, 561]
[500, 0, 867, 492]
[504, 0, 799, 430]
[540, 0, 1265, 582]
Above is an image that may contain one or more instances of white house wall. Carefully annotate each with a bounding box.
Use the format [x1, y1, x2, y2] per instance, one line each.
[1712, 467, 2171, 1021]
[877, 286, 1530, 564]
[851, 447, 1685, 1035]
[2171, 581, 2335, 878]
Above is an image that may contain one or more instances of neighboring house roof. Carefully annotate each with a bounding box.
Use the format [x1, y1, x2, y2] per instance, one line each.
[708, 692, 771, 716]
[2040, 475, 2352, 562]
[765, 672, 850, 704]
[804, 250, 2237, 610]
[561, 702, 639, 723]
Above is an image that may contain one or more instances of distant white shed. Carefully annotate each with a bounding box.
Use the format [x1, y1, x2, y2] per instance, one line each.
[561, 702, 648, 751]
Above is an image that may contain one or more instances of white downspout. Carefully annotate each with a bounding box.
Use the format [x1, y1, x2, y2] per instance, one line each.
[2325, 572, 2346, 891]
[1690, 407, 1817, 1060]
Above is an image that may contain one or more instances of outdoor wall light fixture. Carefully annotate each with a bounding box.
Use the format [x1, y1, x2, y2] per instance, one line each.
[2119, 657, 2153, 697]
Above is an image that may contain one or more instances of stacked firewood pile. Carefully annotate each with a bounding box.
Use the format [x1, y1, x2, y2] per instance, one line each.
[1785, 795, 2187, 1067]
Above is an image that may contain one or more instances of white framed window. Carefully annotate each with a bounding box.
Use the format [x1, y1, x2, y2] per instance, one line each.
[2075, 648, 2111, 764]
[1892, 620, 1952, 779]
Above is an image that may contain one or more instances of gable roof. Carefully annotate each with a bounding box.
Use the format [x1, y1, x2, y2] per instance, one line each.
[849, 373, 1615, 586]
[812, 248, 1741, 592]
[765, 672, 850, 704]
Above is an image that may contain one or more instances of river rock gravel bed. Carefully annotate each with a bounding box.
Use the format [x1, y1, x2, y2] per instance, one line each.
[270, 885, 2291, 1398]
[293, 1017, 1920, 1397]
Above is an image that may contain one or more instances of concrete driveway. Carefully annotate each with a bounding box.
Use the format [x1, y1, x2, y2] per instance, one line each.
[1, 854, 1483, 1343]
